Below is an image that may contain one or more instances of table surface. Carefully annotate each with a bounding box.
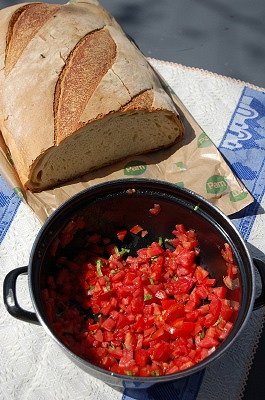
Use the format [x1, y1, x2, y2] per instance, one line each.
[1, 1, 265, 399]
[1, 0, 265, 88]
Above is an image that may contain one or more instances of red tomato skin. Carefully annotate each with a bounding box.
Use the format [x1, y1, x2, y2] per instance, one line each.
[101, 317, 116, 332]
[135, 349, 149, 367]
[149, 203, 161, 215]
[117, 230, 127, 241]
[150, 341, 171, 362]
[130, 225, 143, 234]
[198, 336, 219, 349]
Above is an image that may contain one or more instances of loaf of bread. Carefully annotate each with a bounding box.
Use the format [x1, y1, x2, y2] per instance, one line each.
[0, 0, 183, 191]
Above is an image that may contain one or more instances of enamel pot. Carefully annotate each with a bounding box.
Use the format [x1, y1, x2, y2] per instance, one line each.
[3, 179, 265, 389]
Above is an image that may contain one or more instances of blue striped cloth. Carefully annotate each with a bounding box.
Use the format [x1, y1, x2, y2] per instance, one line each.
[0, 175, 21, 243]
[0, 85, 264, 399]
[218, 87, 265, 241]
[122, 371, 205, 400]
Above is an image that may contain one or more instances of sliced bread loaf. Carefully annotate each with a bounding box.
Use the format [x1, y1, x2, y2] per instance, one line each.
[0, 0, 184, 191]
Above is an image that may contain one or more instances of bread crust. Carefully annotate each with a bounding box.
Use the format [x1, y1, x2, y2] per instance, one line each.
[5, 3, 61, 75]
[0, 1, 184, 191]
[55, 28, 117, 143]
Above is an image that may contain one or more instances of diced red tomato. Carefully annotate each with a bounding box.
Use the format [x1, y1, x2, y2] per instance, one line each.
[43, 219, 237, 377]
[94, 329, 103, 342]
[211, 286, 227, 298]
[150, 341, 171, 362]
[117, 230, 127, 242]
[101, 317, 116, 332]
[141, 230, 149, 238]
[220, 301, 233, 321]
[218, 321, 233, 340]
[149, 204, 161, 215]
[194, 266, 209, 282]
[168, 321, 195, 338]
[198, 336, 219, 349]
[135, 349, 149, 367]
[130, 225, 143, 234]
[163, 303, 185, 322]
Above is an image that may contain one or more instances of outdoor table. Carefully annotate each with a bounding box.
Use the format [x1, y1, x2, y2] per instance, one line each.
[1, 1, 264, 399]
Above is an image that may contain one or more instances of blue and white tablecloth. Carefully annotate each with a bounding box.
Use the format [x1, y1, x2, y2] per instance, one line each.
[0, 59, 264, 400]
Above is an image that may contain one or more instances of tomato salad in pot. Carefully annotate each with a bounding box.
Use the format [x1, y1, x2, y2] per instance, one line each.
[42, 204, 239, 377]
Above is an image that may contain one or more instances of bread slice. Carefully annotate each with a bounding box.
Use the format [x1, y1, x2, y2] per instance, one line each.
[0, 0, 184, 192]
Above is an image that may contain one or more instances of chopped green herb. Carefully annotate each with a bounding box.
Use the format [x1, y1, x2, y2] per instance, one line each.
[96, 259, 103, 276]
[114, 246, 120, 256]
[144, 294, 153, 301]
[89, 285, 95, 290]
[149, 277, 154, 285]
[213, 317, 223, 326]
[151, 370, 160, 376]
[193, 205, 200, 211]
[114, 246, 130, 257]
[120, 247, 130, 256]
[199, 330, 205, 339]
[126, 371, 133, 376]
[110, 269, 117, 274]
[158, 237, 163, 246]
[105, 276, 111, 292]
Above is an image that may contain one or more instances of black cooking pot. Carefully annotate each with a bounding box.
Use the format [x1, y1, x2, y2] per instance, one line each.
[3, 179, 265, 389]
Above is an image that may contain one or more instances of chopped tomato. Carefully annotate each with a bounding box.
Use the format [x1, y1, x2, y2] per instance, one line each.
[117, 230, 127, 242]
[168, 321, 195, 338]
[130, 225, 143, 234]
[211, 286, 227, 299]
[194, 266, 209, 282]
[101, 317, 116, 332]
[43, 219, 237, 377]
[198, 336, 219, 349]
[149, 203, 161, 215]
[141, 230, 149, 238]
[135, 349, 149, 367]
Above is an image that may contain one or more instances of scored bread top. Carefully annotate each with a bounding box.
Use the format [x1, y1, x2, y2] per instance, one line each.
[0, 0, 183, 190]
[54, 28, 117, 142]
[5, 3, 61, 75]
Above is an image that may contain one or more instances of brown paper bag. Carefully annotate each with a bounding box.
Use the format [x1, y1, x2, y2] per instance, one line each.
[0, 85, 252, 223]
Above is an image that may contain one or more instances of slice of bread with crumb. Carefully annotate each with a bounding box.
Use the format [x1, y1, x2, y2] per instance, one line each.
[0, 0, 184, 192]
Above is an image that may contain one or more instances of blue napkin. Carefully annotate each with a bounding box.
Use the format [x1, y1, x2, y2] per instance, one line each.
[0, 175, 21, 244]
[218, 87, 265, 241]
[122, 370, 205, 400]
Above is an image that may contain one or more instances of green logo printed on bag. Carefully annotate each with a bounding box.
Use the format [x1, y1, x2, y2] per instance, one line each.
[206, 175, 228, 195]
[124, 161, 147, 176]
[229, 190, 248, 202]
[197, 132, 212, 148]
[175, 181, 185, 188]
[175, 162, 187, 171]
[14, 187, 24, 200]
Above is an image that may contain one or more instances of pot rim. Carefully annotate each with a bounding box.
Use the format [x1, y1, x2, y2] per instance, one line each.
[27, 178, 256, 383]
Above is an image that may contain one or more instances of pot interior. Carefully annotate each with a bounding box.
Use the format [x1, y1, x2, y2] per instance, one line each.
[29, 179, 254, 381]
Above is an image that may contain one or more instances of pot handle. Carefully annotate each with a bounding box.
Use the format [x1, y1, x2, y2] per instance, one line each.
[3, 266, 40, 325]
[253, 258, 265, 310]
